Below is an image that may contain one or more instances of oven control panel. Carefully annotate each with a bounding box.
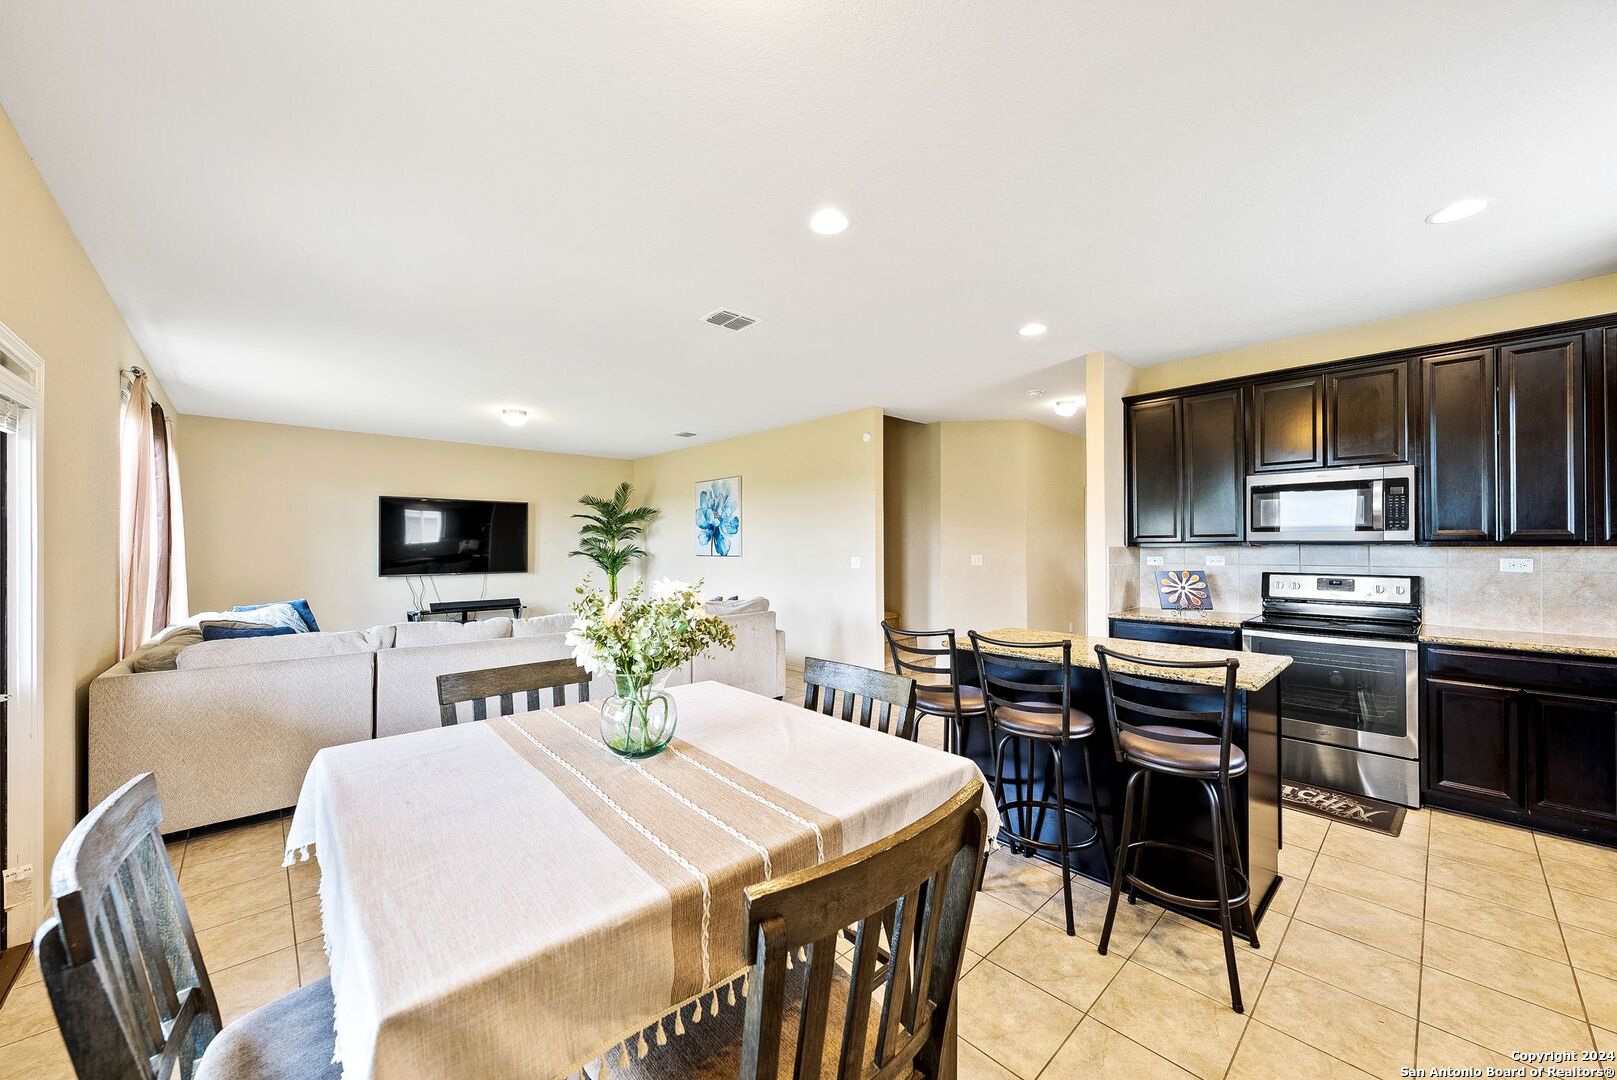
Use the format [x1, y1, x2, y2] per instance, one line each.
[1263, 573, 1417, 604]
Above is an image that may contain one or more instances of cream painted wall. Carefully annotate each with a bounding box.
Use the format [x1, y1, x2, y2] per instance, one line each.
[882, 417, 940, 629]
[1133, 271, 1617, 395]
[632, 409, 887, 669]
[177, 416, 632, 632]
[1025, 423, 1085, 634]
[0, 103, 177, 908]
[888, 420, 1086, 636]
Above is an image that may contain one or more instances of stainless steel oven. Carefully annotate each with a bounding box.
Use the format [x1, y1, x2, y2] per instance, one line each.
[1242, 574, 1422, 806]
[1245, 464, 1415, 543]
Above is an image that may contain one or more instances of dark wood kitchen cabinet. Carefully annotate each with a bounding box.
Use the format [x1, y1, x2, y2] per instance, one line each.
[1325, 360, 1410, 466]
[1425, 677, 1521, 808]
[1420, 347, 1497, 543]
[1126, 397, 1183, 543]
[1126, 389, 1245, 544]
[1182, 388, 1245, 542]
[1590, 329, 1617, 543]
[1496, 333, 1585, 543]
[1422, 645, 1617, 844]
[1249, 374, 1324, 471]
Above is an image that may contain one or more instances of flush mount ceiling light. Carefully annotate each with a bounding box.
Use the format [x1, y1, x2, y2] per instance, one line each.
[1019, 322, 1048, 337]
[1053, 398, 1083, 418]
[500, 408, 528, 427]
[808, 207, 850, 235]
[1425, 198, 1492, 224]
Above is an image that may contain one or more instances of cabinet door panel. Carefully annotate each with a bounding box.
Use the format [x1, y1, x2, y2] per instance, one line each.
[1421, 348, 1497, 542]
[1498, 333, 1585, 543]
[1128, 398, 1183, 543]
[1327, 360, 1409, 465]
[1183, 388, 1245, 542]
[1250, 375, 1324, 471]
[1592, 328, 1617, 543]
[1424, 678, 1521, 807]
[1524, 690, 1617, 830]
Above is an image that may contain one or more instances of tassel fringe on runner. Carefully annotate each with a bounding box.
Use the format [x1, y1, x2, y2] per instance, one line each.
[556, 968, 751, 1079]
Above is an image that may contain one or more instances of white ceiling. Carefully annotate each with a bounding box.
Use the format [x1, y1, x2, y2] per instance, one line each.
[3, 2, 1616, 457]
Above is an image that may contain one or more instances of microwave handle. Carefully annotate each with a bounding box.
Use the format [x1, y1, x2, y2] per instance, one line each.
[1371, 479, 1385, 530]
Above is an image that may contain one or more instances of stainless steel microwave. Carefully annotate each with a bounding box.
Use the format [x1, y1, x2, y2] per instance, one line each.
[1245, 465, 1415, 543]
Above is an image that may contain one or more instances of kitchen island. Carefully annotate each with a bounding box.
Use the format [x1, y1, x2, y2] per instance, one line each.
[959, 627, 1292, 929]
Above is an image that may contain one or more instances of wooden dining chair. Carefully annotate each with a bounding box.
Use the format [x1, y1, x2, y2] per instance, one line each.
[32, 772, 339, 1080]
[622, 780, 988, 1079]
[802, 657, 920, 741]
[436, 657, 592, 726]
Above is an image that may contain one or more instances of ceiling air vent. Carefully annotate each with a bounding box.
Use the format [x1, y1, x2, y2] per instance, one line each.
[703, 309, 761, 331]
[673, 431, 699, 439]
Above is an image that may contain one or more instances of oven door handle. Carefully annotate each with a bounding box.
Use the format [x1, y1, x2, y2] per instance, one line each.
[1241, 628, 1418, 653]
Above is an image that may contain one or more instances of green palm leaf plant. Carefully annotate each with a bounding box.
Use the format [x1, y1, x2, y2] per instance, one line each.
[570, 482, 660, 600]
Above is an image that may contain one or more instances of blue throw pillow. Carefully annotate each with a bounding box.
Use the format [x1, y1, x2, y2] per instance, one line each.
[233, 598, 319, 632]
[201, 620, 299, 642]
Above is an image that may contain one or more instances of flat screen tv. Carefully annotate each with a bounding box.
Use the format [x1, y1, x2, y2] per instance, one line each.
[378, 496, 529, 576]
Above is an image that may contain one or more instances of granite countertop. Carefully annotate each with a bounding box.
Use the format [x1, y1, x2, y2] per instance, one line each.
[973, 627, 1291, 691]
[1419, 624, 1617, 660]
[1109, 608, 1257, 630]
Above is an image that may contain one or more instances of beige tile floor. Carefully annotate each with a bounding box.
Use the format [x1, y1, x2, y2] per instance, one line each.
[0, 812, 326, 1080]
[5, 668, 1613, 1079]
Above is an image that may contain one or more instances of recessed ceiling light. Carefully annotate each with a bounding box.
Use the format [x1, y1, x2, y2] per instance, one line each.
[808, 207, 850, 235]
[501, 408, 528, 427]
[1425, 198, 1491, 224]
[1053, 398, 1083, 418]
[1019, 323, 1048, 337]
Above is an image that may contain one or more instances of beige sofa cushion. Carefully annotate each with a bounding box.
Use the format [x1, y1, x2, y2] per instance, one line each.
[393, 617, 514, 648]
[512, 613, 577, 637]
[176, 627, 394, 671]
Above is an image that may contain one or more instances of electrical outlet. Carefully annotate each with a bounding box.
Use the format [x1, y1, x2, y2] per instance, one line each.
[849, 556, 861, 570]
[1144, 554, 1164, 566]
[1206, 555, 1227, 567]
[3, 865, 34, 911]
[1500, 558, 1534, 574]
[970, 554, 983, 567]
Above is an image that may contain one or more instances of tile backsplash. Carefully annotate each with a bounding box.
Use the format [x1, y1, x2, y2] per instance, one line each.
[1109, 544, 1617, 636]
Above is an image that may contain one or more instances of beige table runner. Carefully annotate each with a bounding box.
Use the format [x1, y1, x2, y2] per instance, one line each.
[284, 681, 996, 1080]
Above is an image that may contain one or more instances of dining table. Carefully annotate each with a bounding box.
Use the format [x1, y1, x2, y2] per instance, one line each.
[283, 679, 998, 1080]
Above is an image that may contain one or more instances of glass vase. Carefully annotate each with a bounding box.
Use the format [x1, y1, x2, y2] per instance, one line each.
[600, 670, 678, 758]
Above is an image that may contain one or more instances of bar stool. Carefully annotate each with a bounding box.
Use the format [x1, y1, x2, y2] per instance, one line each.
[1093, 644, 1259, 1013]
[968, 631, 1110, 937]
[881, 622, 985, 754]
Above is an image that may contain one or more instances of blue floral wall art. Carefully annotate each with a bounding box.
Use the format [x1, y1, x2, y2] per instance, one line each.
[696, 476, 742, 557]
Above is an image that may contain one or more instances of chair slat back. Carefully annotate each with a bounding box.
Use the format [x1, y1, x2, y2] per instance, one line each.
[803, 657, 919, 740]
[1093, 645, 1241, 776]
[34, 773, 222, 1080]
[436, 658, 592, 725]
[880, 622, 962, 695]
[967, 631, 1077, 738]
[740, 781, 987, 1080]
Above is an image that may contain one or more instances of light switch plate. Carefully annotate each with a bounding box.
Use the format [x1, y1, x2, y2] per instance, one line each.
[1144, 555, 1164, 566]
[1500, 558, 1534, 573]
[1206, 555, 1227, 567]
[849, 556, 861, 570]
[970, 554, 983, 566]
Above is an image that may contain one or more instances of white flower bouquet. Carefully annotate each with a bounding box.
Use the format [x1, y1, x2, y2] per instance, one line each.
[567, 576, 736, 755]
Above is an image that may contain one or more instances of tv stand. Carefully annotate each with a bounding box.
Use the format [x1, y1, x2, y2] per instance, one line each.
[406, 598, 524, 623]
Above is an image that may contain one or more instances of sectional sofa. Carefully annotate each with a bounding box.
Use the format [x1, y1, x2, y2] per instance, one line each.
[88, 605, 786, 832]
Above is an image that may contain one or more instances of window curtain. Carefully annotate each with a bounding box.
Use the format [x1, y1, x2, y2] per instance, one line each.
[119, 372, 188, 656]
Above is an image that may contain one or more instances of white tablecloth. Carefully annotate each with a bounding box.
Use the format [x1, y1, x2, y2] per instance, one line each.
[284, 681, 996, 1080]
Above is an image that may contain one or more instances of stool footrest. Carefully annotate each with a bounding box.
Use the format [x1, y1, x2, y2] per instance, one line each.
[1119, 840, 1251, 909]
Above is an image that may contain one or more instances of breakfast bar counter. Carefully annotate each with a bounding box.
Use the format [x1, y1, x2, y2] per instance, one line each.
[957, 627, 1291, 927]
